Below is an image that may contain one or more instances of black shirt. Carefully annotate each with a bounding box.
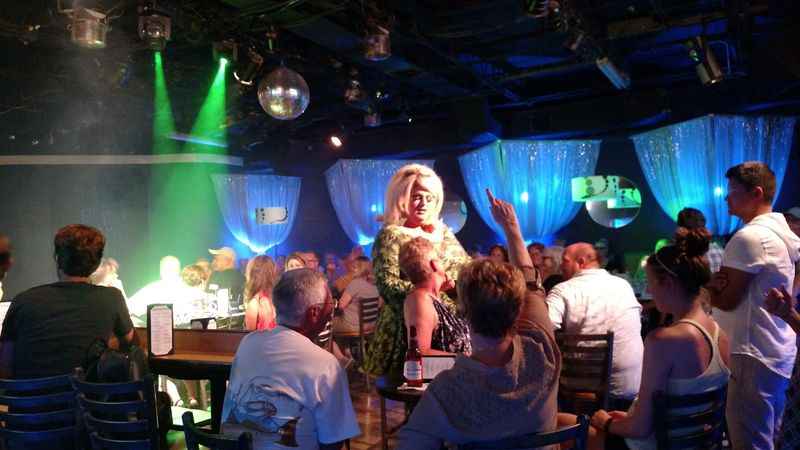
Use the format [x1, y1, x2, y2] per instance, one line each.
[208, 269, 246, 301]
[0, 282, 133, 379]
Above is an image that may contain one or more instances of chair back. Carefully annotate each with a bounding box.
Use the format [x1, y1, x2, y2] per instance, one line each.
[0, 374, 77, 449]
[556, 332, 614, 414]
[182, 411, 253, 450]
[89, 432, 152, 450]
[72, 374, 159, 450]
[315, 319, 334, 351]
[653, 384, 727, 450]
[459, 415, 589, 450]
[357, 297, 382, 335]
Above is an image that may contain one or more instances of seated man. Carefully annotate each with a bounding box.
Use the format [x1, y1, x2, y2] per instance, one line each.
[221, 268, 360, 450]
[545, 242, 644, 407]
[398, 259, 560, 449]
[0, 224, 133, 379]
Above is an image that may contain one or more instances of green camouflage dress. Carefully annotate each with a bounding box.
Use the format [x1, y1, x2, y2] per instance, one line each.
[362, 224, 470, 378]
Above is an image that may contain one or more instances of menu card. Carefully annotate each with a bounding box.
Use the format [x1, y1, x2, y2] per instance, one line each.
[0, 302, 11, 336]
[148, 304, 174, 357]
[422, 355, 456, 381]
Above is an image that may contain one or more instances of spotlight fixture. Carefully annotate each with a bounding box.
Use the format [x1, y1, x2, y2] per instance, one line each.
[138, 1, 172, 51]
[687, 36, 724, 85]
[364, 25, 391, 61]
[329, 135, 343, 148]
[344, 69, 366, 104]
[595, 57, 631, 90]
[234, 48, 264, 86]
[213, 39, 238, 64]
[364, 108, 381, 127]
[58, 1, 110, 49]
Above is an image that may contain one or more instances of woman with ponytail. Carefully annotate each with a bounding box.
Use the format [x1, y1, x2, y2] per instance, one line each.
[567, 227, 731, 449]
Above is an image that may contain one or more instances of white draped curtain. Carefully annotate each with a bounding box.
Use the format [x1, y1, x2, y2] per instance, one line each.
[211, 174, 302, 253]
[632, 115, 795, 235]
[459, 139, 601, 242]
[325, 159, 434, 246]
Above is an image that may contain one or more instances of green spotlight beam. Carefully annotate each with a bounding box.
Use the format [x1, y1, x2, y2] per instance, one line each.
[187, 59, 228, 154]
[153, 52, 178, 154]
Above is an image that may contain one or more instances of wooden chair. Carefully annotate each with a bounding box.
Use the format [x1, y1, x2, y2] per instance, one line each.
[335, 296, 382, 390]
[89, 431, 153, 450]
[315, 319, 334, 352]
[72, 374, 160, 450]
[459, 415, 590, 450]
[0, 374, 77, 449]
[556, 332, 614, 415]
[653, 384, 727, 450]
[182, 411, 253, 450]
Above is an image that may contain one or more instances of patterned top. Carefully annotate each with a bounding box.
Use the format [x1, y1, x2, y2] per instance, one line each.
[363, 223, 470, 377]
[429, 294, 471, 354]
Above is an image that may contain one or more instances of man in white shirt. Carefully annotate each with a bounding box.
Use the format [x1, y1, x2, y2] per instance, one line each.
[708, 162, 800, 450]
[0, 234, 12, 301]
[545, 242, 644, 406]
[221, 268, 360, 450]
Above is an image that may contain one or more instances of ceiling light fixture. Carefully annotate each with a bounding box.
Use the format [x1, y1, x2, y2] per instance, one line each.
[234, 48, 264, 86]
[58, 1, 111, 49]
[364, 25, 391, 61]
[329, 135, 343, 148]
[687, 36, 724, 85]
[137, 1, 172, 51]
[258, 65, 310, 120]
[364, 108, 381, 127]
[595, 57, 631, 90]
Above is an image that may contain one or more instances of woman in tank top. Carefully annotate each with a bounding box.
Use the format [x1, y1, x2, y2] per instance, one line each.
[561, 226, 731, 449]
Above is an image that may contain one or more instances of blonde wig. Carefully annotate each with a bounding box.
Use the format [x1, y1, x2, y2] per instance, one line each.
[382, 164, 444, 226]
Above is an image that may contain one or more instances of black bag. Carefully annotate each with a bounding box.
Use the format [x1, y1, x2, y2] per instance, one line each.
[84, 338, 149, 383]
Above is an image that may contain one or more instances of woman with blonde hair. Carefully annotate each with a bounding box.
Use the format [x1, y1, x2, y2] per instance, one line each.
[334, 256, 381, 334]
[284, 252, 306, 272]
[244, 255, 279, 331]
[363, 164, 471, 377]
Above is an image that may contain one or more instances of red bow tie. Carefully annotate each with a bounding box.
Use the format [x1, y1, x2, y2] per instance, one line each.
[417, 223, 436, 233]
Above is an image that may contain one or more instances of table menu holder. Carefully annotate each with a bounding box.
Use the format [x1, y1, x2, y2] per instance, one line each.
[147, 304, 175, 357]
[422, 355, 456, 381]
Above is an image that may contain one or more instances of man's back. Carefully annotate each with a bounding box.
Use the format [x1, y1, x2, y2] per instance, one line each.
[545, 268, 643, 399]
[1, 282, 132, 378]
[221, 327, 359, 449]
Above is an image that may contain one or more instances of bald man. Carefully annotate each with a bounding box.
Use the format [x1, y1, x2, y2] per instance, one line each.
[545, 242, 643, 408]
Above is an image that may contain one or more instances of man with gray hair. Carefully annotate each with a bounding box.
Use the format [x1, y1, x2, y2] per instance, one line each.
[221, 268, 360, 449]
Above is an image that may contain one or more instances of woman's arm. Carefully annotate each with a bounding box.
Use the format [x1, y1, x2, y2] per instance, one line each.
[592, 330, 674, 438]
[373, 226, 414, 305]
[486, 189, 534, 270]
[404, 293, 452, 356]
[338, 291, 355, 311]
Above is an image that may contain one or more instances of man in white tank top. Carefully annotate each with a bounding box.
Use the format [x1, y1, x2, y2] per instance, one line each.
[708, 162, 800, 450]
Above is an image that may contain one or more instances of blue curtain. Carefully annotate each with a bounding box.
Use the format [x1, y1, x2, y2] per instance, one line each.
[325, 159, 434, 246]
[211, 174, 302, 253]
[459, 139, 600, 242]
[632, 115, 796, 235]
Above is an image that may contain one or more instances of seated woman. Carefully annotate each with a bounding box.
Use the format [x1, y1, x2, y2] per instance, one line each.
[399, 237, 471, 355]
[244, 255, 278, 331]
[397, 259, 560, 449]
[488, 244, 510, 264]
[541, 246, 565, 293]
[333, 256, 382, 334]
[562, 227, 731, 450]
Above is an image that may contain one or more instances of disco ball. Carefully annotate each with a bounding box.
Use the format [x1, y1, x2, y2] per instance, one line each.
[257, 66, 310, 120]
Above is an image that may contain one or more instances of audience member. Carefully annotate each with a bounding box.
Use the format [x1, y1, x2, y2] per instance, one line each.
[0, 234, 12, 301]
[541, 246, 565, 293]
[707, 162, 799, 449]
[332, 246, 364, 296]
[677, 207, 724, 273]
[244, 255, 278, 331]
[208, 247, 246, 303]
[399, 237, 471, 355]
[333, 256, 381, 335]
[127, 255, 184, 319]
[546, 242, 644, 406]
[398, 259, 560, 449]
[528, 242, 545, 269]
[89, 257, 127, 298]
[0, 224, 133, 378]
[302, 251, 321, 271]
[596, 239, 627, 275]
[488, 244, 509, 264]
[578, 227, 731, 450]
[195, 257, 212, 282]
[785, 206, 800, 237]
[221, 268, 360, 449]
[764, 285, 800, 449]
[177, 264, 209, 326]
[285, 252, 307, 272]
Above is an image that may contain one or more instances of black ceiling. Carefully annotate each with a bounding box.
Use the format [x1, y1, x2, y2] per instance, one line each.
[0, 0, 798, 163]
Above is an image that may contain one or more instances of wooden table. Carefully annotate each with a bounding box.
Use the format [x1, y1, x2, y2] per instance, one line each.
[375, 376, 424, 450]
[135, 328, 245, 433]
